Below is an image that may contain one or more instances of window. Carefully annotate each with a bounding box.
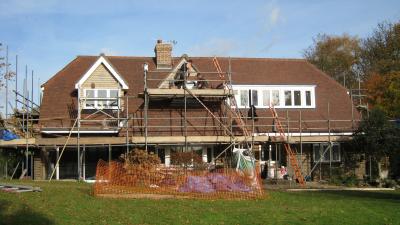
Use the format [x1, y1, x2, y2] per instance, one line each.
[240, 90, 248, 107]
[294, 90, 301, 106]
[109, 90, 119, 107]
[262, 90, 270, 106]
[251, 90, 258, 106]
[85, 90, 95, 108]
[284, 91, 292, 106]
[305, 91, 312, 106]
[97, 90, 107, 108]
[232, 85, 315, 109]
[313, 143, 341, 162]
[83, 89, 119, 109]
[271, 90, 280, 106]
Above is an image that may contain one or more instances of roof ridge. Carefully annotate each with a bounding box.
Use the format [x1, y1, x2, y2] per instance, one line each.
[77, 55, 154, 59]
[76, 55, 306, 61]
[189, 56, 306, 61]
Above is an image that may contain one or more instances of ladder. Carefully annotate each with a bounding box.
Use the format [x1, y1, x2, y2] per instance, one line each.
[268, 105, 305, 186]
[213, 57, 250, 138]
[212, 57, 225, 80]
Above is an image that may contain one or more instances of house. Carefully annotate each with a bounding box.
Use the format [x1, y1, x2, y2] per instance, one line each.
[32, 40, 363, 181]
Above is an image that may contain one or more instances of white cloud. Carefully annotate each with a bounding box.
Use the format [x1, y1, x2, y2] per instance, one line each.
[270, 7, 281, 26]
[260, 1, 284, 33]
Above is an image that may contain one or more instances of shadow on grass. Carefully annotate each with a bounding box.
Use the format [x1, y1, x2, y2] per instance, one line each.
[0, 199, 54, 225]
[77, 186, 95, 198]
[311, 190, 400, 202]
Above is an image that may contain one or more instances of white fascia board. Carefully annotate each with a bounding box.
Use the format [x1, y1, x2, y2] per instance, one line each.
[74, 56, 129, 89]
[254, 132, 353, 137]
[41, 130, 119, 134]
[232, 84, 317, 88]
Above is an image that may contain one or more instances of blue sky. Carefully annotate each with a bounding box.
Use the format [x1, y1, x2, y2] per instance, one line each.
[0, 0, 399, 114]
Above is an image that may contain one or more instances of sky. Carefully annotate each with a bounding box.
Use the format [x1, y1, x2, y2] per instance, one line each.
[0, 0, 399, 115]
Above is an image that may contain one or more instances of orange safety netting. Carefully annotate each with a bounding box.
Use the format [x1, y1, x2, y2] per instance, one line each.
[93, 160, 265, 199]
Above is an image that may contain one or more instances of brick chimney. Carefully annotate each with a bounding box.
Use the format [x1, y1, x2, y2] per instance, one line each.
[154, 40, 172, 69]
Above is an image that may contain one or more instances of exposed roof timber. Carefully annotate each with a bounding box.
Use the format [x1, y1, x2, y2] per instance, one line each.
[158, 57, 199, 88]
[74, 56, 129, 89]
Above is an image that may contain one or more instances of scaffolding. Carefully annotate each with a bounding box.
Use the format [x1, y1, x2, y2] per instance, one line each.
[142, 57, 254, 163]
[0, 55, 368, 185]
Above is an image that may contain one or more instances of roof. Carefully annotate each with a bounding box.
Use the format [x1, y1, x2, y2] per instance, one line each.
[74, 56, 129, 89]
[39, 55, 360, 134]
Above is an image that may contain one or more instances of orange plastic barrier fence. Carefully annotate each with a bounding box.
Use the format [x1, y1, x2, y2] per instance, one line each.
[93, 160, 265, 200]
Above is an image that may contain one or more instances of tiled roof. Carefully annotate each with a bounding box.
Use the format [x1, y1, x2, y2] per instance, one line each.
[40, 55, 360, 134]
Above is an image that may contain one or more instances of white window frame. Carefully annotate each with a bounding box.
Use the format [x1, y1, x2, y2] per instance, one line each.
[232, 85, 316, 109]
[313, 143, 341, 163]
[83, 89, 120, 109]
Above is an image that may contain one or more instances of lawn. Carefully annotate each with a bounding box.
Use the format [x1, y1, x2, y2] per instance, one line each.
[0, 180, 399, 225]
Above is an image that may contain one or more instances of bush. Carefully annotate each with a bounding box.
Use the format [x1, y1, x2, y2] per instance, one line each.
[171, 151, 206, 170]
[120, 148, 161, 166]
[381, 179, 397, 188]
[329, 173, 359, 186]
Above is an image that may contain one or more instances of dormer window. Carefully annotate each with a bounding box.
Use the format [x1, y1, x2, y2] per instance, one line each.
[233, 85, 316, 109]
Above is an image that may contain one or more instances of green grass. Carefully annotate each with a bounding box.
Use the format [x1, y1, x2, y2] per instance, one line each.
[0, 180, 399, 225]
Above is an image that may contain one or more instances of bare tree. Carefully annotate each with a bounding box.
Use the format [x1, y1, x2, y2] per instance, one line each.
[0, 43, 15, 88]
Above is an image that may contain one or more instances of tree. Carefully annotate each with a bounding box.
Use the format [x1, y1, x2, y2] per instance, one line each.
[360, 21, 400, 77]
[360, 21, 400, 118]
[303, 33, 361, 89]
[352, 108, 400, 179]
[364, 71, 400, 118]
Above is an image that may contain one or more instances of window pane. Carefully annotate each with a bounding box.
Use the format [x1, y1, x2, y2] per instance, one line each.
[324, 145, 330, 161]
[262, 90, 270, 106]
[320, 144, 335, 162]
[313, 144, 321, 161]
[109, 90, 118, 97]
[86, 90, 94, 97]
[85, 90, 95, 107]
[271, 90, 280, 106]
[240, 90, 248, 107]
[109, 90, 119, 107]
[97, 90, 107, 108]
[306, 91, 311, 106]
[284, 91, 292, 106]
[332, 145, 340, 161]
[294, 91, 301, 106]
[232, 90, 239, 106]
[251, 90, 258, 106]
